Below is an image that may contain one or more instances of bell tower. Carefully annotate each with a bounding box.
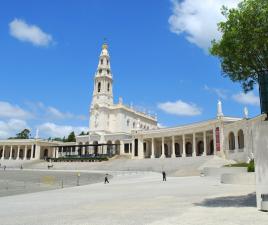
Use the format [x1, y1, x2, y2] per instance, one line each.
[90, 43, 114, 132]
[91, 43, 113, 108]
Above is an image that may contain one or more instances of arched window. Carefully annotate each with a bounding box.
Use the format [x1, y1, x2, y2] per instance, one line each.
[127, 119, 130, 127]
[164, 144, 168, 156]
[133, 122, 136, 128]
[115, 140, 120, 155]
[238, 130, 244, 149]
[209, 140, 214, 155]
[228, 132, 235, 150]
[44, 149, 48, 158]
[107, 69, 110, 74]
[107, 83, 110, 92]
[197, 141, 204, 156]
[101, 59, 103, 65]
[107, 59, 109, 65]
[93, 141, 98, 155]
[186, 142, 192, 157]
[175, 143, 180, 157]
[98, 82, 101, 92]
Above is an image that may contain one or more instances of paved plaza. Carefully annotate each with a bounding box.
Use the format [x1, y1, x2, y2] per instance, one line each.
[0, 170, 105, 197]
[0, 169, 267, 225]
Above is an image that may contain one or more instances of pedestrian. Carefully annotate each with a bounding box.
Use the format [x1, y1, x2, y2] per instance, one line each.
[162, 171, 166, 181]
[104, 174, 109, 184]
[3, 165, 6, 171]
[20, 165, 23, 170]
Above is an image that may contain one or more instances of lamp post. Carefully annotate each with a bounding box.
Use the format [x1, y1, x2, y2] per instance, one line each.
[77, 172, 81, 186]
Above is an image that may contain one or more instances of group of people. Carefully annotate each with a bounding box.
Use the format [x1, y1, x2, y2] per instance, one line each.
[104, 171, 167, 184]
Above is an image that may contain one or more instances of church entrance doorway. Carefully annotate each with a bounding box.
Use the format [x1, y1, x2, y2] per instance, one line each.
[186, 142, 192, 157]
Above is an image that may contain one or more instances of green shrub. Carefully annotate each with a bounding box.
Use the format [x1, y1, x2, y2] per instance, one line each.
[50, 157, 109, 162]
[247, 159, 255, 172]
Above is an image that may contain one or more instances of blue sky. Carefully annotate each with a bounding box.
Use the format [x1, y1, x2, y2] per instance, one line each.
[0, 0, 260, 139]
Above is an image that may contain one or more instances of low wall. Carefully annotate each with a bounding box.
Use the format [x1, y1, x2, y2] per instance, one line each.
[221, 172, 255, 185]
[255, 120, 268, 210]
[225, 151, 248, 162]
[202, 167, 247, 177]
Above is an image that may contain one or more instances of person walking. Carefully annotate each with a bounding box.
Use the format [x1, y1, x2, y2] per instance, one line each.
[104, 174, 109, 184]
[162, 171, 167, 181]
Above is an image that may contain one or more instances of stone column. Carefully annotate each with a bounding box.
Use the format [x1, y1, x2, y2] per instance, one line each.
[203, 131, 207, 156]
[234, 133, 238, 152]
[171, 136, 176, 158]
[192, 133, 196, 157]
[31, 145, 34, 159]
[1, 146, 5, 160]
[161, 137, 165, 158]
[16, 146, 20, 160]
[35, 145, 41, 160]
[82, 143, 86, 155]
[54, 147, 58, 158]
[131, 139, 135, 158]
[24, 146, 27, 160]
[182, 135, 186, 157]
[9, 146, 13, 160]
[120, 141, 125, 155]
[138, 138, 144, 159]
[151, 138, 155, 158]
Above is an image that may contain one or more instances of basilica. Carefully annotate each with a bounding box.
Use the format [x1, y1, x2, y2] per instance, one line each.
[0, 44, 266, 162]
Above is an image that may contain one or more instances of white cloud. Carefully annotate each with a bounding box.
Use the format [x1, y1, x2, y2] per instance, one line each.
[38, 122, 88, 138]
[25, 101, 87, 121]
[158, 100, 202, 116]
[157, 123, 166, 128]
[46, 106, 87, 120]
[169, 0, 240, 51]
[0, 119, 29, 139]
[232, 92, 260, 106]
[0, 101, 31, 119]
[47, 107, 73, 120]
[204, 85, 228, 99]
[9, 18, 53, 46]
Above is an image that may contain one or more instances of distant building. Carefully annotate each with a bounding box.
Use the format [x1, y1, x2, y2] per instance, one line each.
[76, 43, 158, 155]
[0, 44, 265, 162]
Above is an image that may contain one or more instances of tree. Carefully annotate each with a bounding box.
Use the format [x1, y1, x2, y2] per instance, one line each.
[210, 0, 268, 114]
[79, 131, 85, 136]
[66, 131, 76, 142]
[12, 129, 31, 139]
[52, 137, 63, 142]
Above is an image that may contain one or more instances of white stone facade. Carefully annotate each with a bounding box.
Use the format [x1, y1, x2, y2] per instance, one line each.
[76, 43, 158, 153]
[0, 44, 265, 163]
[0, 139, 59, 161]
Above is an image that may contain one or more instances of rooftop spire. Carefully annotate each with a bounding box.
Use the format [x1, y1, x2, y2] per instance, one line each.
[100, 41, 109, 57]
[217, 100, 224, 118]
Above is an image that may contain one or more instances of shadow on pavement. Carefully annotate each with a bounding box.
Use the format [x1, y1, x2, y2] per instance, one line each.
[195, 192, 256, 208]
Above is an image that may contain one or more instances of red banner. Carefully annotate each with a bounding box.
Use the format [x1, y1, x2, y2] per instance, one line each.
[216, 127, 220, 151]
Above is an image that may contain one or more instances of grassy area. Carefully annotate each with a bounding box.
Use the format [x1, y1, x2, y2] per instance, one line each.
[224, 162, 248, 167]
[224, 159, 255, 172]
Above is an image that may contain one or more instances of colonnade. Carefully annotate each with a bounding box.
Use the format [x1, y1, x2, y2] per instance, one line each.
[0, 145, 36, 160]
[58, 141, 121, 157]
[133, 129, 218, 159]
